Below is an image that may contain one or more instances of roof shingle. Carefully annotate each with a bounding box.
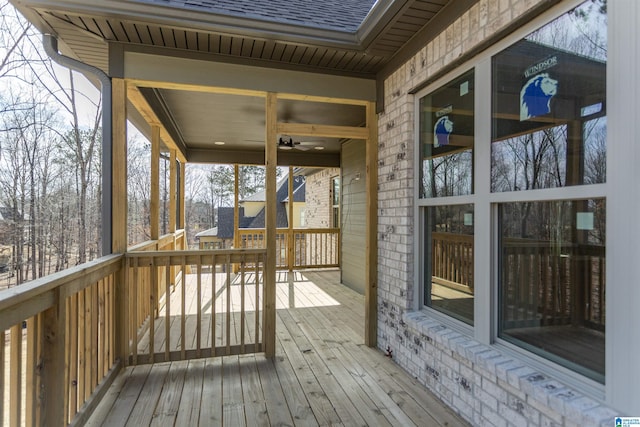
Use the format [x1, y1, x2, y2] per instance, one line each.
[133, 0, 377, 33]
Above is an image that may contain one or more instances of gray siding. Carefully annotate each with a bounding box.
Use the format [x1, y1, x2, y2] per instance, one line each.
[340, 139, 366, 294]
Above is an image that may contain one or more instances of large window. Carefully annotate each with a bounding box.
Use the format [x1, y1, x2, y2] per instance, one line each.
[418, 69, 475, 324]
[492, 1, 606, 382]
[416, 0, 606, 382]
[419, 69, 475, 198]
[424, 204, 474, 324]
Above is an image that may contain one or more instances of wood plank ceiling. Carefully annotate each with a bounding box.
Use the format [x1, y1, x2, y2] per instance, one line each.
[38, 0, 451, 77]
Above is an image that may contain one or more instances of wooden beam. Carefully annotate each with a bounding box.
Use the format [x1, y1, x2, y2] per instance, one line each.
[365, 101, 378, 347]
[277, 123, 368, 140]
[276, 92, 369, 106]
[187, 148, 340, 167]
[151, 125, 160, 240]
[126, 84, 187, 163]
[128, 78, 267, 99]
[264, 92, 278, 357]
[169, 149, 177, 234]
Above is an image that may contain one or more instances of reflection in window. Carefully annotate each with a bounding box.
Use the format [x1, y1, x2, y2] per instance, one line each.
[491, 0, 607, 192]
[419, 69, 474, 198]
[424, 205, 474, 325]
[498, 199, 605, 382]
[331, 176, 340, 227]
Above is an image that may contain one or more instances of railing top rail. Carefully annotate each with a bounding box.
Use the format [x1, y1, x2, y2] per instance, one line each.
[126, 248, 267, 257]
[238, 227, 340, 233]
[128, 229, 185, 252]
[0, 253, 123, 329]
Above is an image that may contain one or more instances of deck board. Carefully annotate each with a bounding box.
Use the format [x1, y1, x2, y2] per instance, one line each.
[87, 270, 469, 427]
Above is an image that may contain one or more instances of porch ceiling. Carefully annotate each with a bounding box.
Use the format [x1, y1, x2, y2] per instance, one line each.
[12, 0, 476, 165]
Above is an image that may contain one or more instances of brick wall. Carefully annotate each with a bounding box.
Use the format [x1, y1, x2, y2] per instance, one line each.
[304, 168, 339, 228]
[376, 0, 618, 425]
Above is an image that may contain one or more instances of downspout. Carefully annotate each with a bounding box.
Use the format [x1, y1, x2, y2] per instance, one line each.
[42, 34, 113, 256]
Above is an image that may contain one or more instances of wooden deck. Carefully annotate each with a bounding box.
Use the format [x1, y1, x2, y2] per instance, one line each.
[86, 270, 468, 426]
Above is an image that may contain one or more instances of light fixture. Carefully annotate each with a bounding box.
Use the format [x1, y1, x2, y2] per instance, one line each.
[314, 146, 324, 150]
[278, 137, 294, 150]
[214, 141, 225, 145]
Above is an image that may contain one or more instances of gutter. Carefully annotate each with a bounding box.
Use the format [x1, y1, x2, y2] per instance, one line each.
[42, 34, 113, 256]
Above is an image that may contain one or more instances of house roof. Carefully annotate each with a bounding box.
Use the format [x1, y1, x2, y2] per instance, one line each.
[195, 226, 218, 238]
[134, 0, 377, 33]
[283, 182, 306, 203]
[242, 175, 305, 203]
[0, 207, 21, 222]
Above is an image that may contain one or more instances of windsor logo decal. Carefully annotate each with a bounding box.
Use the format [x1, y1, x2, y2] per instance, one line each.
[520, 56, 559, 121]
[520, 73, 558, 121]
[434, 116, 453, 148]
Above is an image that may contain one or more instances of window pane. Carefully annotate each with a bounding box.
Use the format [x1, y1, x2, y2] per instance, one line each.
[491, 1, 607, 192]
[498, 199, 605, 382]
[425, 205, 474, 325]
[419, 69, 474, 198]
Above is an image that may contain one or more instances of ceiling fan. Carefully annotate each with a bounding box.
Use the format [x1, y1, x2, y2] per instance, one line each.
[278, 137, 324, 151]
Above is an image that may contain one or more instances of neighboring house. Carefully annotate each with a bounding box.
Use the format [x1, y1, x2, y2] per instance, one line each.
[194, 227, 221, 249]
[0, 207, 20, 273]
[195, 176, 306, 248]
[10, 0, 640, 423]
[238, 175, 306, 230]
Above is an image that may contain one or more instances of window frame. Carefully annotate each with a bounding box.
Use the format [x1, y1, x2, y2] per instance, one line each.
[413, 0, 607, 397]
[331, 175, 340, 228]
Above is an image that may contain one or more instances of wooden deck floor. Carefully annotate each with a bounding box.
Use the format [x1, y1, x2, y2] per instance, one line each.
[87, 270, 468, 427]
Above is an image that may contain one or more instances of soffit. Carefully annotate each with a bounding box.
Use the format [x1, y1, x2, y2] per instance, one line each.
[13, 0, 461, 165]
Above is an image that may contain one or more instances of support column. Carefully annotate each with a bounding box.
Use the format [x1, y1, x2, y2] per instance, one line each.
[112, 79, 128, 364]
[288, 165, 294, 271]
[264, 92, 277, 357]
[169, 149, 177, 235]
[234, 164, 240, 250]
[150, 125, 160, 241]
[180, 161, 186, 231]
[365, 101, 378, 347]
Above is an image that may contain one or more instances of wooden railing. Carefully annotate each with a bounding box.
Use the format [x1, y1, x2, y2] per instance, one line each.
[432, 232, 606, 330]
[124, 249, 266, 366]
[432, 232, 474, 292]
[238, 228, 340, 269]
[0, 229, 268, 425]
[0, 254, 122, 426]
[501, 239, 606, 330]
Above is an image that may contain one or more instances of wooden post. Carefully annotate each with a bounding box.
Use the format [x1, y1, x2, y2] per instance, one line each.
[180, 161, 186, 232]
[234, 165, 240, 250]
[40, 291, 66, 426]
[288, 165, 294, 271]
[169, 149, 177, 235]
[264, 92, 277, 357]
[112, 78, 128, 363]
[150, 125, 160, 241]
[365, 101, 378, 347]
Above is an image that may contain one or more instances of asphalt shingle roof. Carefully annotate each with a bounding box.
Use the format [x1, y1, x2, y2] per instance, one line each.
[135, 0, 377, 33]
[215, 176, 305, 233]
